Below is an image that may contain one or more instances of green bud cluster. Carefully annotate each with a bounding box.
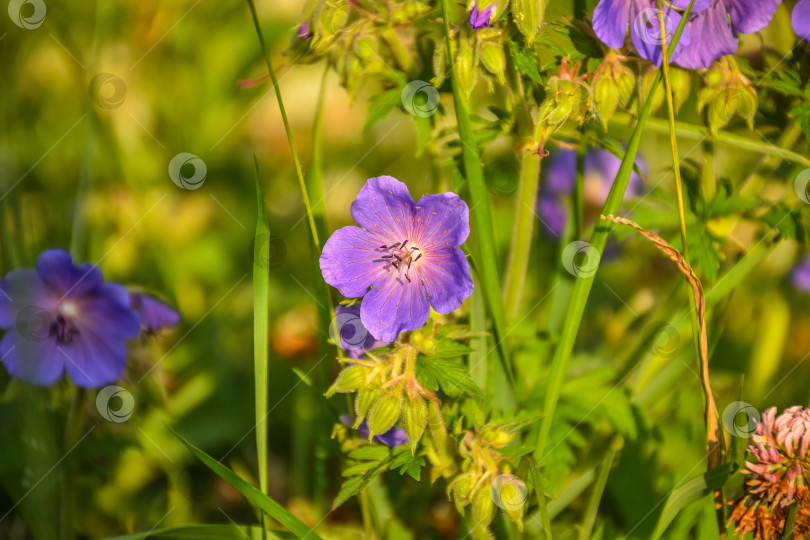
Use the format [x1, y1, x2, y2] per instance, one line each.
[590, 53, 636, 130]
[698, 57, 757, 134]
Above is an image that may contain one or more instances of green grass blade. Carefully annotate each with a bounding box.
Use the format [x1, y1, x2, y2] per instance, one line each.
[439, 0, 514, 390]
[534, 1, 697, 461]
[170, 426, 325, 540]
[252, 157, 271, 526]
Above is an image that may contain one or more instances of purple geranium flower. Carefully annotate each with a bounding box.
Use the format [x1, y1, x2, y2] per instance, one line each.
[469, 1, 496, 29]
[794, 0, 810, 42]
[791, 255, 810, 293]
[340, 414, 408, 447]
[0, 249, 140, 388]
[129, 293, 180, 336]
[297, 20, 313, 39]
[592, 0, 697, 65]
[334, 304, 389, 359]
[536, 146, 646, 237]
[674, 0, 782, 69]
[320, 176, 474, 342]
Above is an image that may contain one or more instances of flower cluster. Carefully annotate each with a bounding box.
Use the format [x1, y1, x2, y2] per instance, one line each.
[729, 406, 810, 539]
[0, 249, 178, 388]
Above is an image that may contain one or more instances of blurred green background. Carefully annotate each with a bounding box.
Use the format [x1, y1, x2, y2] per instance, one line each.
[2, 0, 810, 538]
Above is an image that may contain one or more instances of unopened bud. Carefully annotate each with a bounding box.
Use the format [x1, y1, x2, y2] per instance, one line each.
[592, 76, 619, 131]
[472, 487, 496, 526]
[669, 67, 691, 113]
[366, 392, 402, 440]
[455, 41, 479, 103]
[325, 366, 367, 397]
[354, 388, 377, 425]
[490, 474, 528, 529]
[641, 68, 664, 113]
[403, 397, 428, 454]
[479, 42, 506, 84]
[512, 0, 546, 45]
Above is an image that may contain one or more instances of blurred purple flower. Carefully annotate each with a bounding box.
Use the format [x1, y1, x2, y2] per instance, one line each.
[129, 293, 180, 336]
[469, 1, 496, 29]
[0, 249, 140, 388]
[340, 414, 408, 447]
[536, 146, 646, 237]
[675, 0, 782, 69]
[791, 255, 810, 294]
[320, 176, 473, 342]
[794, 0, 810, 42]
[592, 0, 696, 65]
[334, 304, 389, 359]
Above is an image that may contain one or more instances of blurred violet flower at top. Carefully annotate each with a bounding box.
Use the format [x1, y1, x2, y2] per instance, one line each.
[794, 0, 810, 42]
[469, 1, 496, 29]
[0, 249, 140, 388]
[320, 176, 473, 342]
[674, 0, 782, 69]
[129, 293, 180, 337]
[791, 254, 810, 293]
[334, 304, 389, 359]
[592, 0, 698, 65]
[537, 146, 646, 238]
[340, 414, 408, 447]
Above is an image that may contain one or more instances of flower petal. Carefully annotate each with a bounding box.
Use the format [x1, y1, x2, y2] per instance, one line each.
[670, 0, 712, 12]
[75, 283, 141, 341]
[130, 293, 180, 332]
[413, 193, 470, 249]
[794, 0, 810, 42]
[418, 247, 473, 314]
[60, 328, 128, 388]
[674, 6, 739, 69]
[351, 176, 415, 244]
[0, 280, 11, 328]
[321, 226, 387, 298]
[544, 148, 576, 195]
[593, 0, 632, 48]
[1, 331, 64, 386]
[334, 304, 388, 358]
[725, 0, 781, 34]
[36, 248, 103, 298]
[630, 0, 690, 65]
[360, 274, 430, 341]
[537, 196, 568, 238]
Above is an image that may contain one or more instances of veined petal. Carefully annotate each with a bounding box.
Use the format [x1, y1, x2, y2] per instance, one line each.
[724, 0, 781, 34]
[1, 331, 64, 386]
[794, 0, 810, 42]
[413, 193, 470, 249]
[418, 247, 474, 314]
[130, 293, 180, 332]
[75, 283, 142, 341]
[593, 0, 632, 48]
[360, 274, 430, 341]
[320, 226, 387, 298]
[674, 6, 738, 69]
[670, 0, 712, 12]
[351, 176, 415, 244]
[60, 328, 127, 388]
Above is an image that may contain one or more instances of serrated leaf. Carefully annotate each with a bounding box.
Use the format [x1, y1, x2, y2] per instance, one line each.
[334, 450, 394, 508]
[348, 445, 391, 461]
[686, 223, 721, 283]
[429, 341, 474, 358]
[416, 357, 484, 397]
[507, 41, 542, 84]
[390, 449, 424, 481]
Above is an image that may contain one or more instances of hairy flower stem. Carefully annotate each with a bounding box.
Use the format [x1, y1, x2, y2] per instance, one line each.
[439, 0, 515, 391]
[534, 0, 696, 464]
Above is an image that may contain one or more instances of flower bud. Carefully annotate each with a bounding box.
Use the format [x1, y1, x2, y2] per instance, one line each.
[455, 40, 479, 103]
[420, 338, 436, 352]
[450, 472, 475, 513]
[403, 396, 428, 454]
[479, 42, 506, 85]
[480, 425, 514, 447]
[592, 76, 620, 131]
[616, 69, 636, 106]
[325, 366, 367, 397]
[366, 392, 402, 440]
[512, 0, 545, 45]
[472, 487, 495, 526]
[354, 388, 377, 425]
[669, 67, 691, 113]
[490, 474, 528, 530]
[640, 68, 664, 113]
[354, 36, 378, 61]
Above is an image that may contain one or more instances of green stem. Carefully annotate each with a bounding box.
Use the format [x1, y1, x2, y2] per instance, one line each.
[534, 0, 696, 462]
[61, 388, 86, 540]
[439, 0, 515, 390]
[573, 142, 586, 240]
[577, 439, 617, 540]
[503, 151, 541, 320]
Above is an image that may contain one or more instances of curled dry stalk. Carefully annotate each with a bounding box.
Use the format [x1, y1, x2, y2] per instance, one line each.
[600, 215, 725, 517]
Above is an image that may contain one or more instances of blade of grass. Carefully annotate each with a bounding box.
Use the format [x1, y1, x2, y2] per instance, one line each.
[253, 157, 271, 539]
[534, 0, 697, 462]
[170, 426, 325, 540]
[104, 524, 285, 540]
[577, 439, 618, 540]
[439, 0, 515, 391]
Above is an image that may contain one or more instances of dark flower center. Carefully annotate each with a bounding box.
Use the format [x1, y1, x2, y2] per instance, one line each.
[377, 239, 423, 284]
[50, 314, 79, 345]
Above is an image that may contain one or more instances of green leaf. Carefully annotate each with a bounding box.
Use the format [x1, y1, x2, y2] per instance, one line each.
[507, 41, 542, 84]
[365, 88, 402, 132]
[416, 357, 484, 397]
[686, 223, 722, 283]
[761, 206, 804, 242]
[333, 451, 393, 508]
[650, 465, 731, 539]
[390, 450, 424, 481]
[705, 183, 759, 218]
[790, 100, 810, 142]
[169, 427, 324, 540]
[429, 341, 473, 358]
